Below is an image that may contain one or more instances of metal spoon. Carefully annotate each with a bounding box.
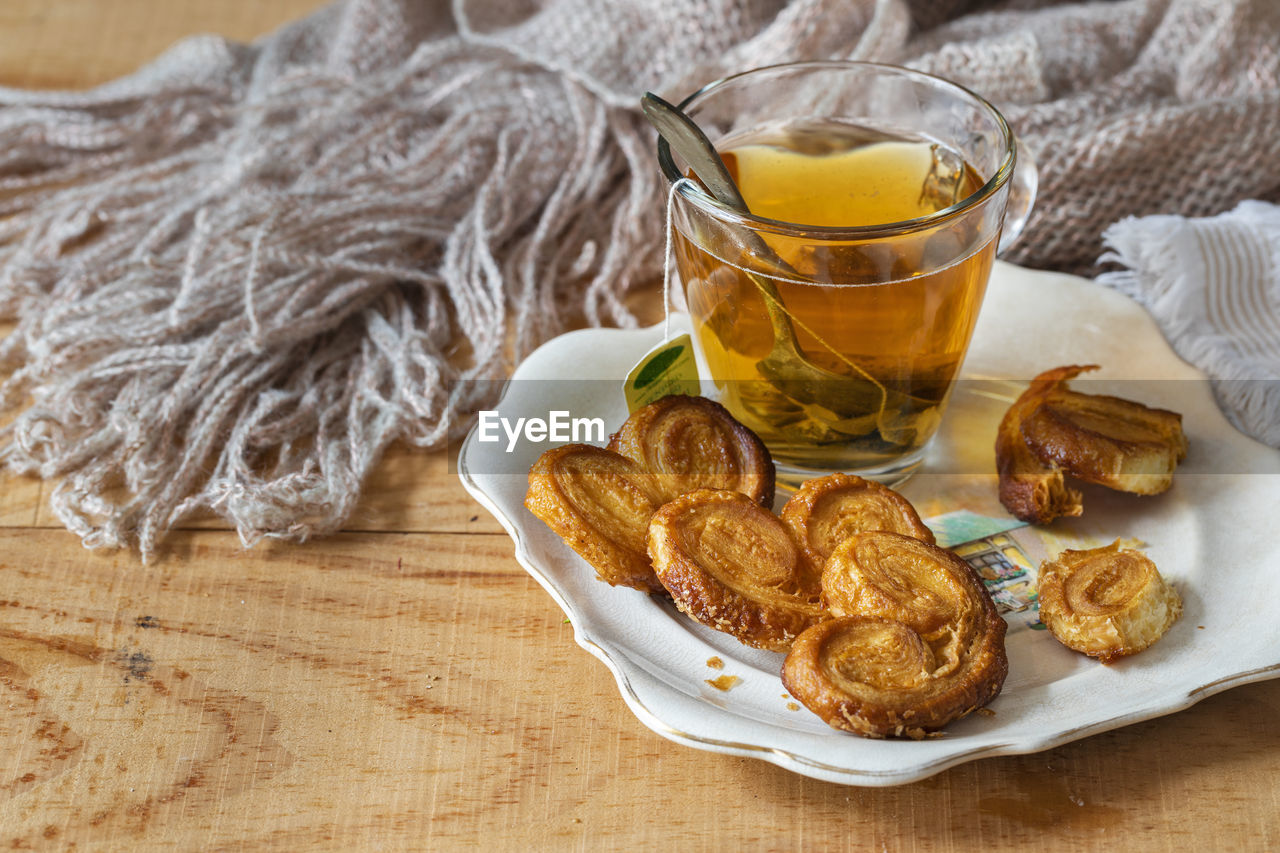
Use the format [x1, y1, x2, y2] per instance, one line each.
[640, 92, 887, 435]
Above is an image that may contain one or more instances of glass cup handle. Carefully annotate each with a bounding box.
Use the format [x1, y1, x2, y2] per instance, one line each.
[997, 136, 1038, 256]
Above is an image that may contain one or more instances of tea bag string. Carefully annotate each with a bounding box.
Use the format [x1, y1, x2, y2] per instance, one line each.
[661, 180, 899, 410]
[662, 175, 872, 365]
[674, 221, 887, 399]
[661, 177, 694, 341]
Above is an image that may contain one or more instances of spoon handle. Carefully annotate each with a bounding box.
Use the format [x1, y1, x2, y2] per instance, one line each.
[641, 92, 751, 213]
[642, 92, 808, 349]
[640, 90, 891, 421]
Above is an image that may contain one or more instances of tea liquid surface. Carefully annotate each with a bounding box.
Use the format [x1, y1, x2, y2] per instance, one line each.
[676, 120, 996, 475]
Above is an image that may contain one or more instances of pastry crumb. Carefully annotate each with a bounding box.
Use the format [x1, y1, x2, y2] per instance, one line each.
[705, 674, 740, 692]
[706, 656, 724, 670]
[786, 702, 800, 712]
[976, 707, 996, 717]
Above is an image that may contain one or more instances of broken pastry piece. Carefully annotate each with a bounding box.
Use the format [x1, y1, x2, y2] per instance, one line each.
[784, 531, 1007, 738]
[525, 444, 667, 593]
[996, 365, 1090, 524]
[1036, 541, 1182, 662]
[780, 473, 934, 582]
[609, 394, 775, 507]
[996, 365, 1187, 523]
[1021, 386, 1188, 495]
[648, 489, 825, 652]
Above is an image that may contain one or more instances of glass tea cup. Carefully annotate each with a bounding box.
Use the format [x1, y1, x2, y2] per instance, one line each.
[657, 61, 1036, 486]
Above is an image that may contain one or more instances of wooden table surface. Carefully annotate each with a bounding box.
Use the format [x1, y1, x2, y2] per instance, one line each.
[1, 3, 1278, 850]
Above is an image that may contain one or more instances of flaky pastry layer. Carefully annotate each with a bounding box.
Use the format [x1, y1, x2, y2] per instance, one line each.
[648, 489, 825, 651]
[527, 395, 778, 594]
[780, 473, 934, 582]
[525, 444, 667, 593]
[784, 532, 1007, 738]
[995, 365, 1091, 524]
[609, 394, 775, 507]
[1021, 388, 1187, 495]
[997, 365, 1189, 523]
[1037, 541, 1182, 662]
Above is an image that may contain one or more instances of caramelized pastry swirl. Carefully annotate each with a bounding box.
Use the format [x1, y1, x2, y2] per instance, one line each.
[648, 489, 825, 651]
[1037, 541, 1182, 662]
[527, 395, 777, 594]
[784, 532, 1007, 738]
[781, 473, 934, 581]
[609, 395, 775, 507]
[525, 444, 667, 593]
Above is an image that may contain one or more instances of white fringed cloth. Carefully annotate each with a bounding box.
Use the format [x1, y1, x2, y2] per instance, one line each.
[1100, 201, 1280, 449]
[1, 0, 1278, 557]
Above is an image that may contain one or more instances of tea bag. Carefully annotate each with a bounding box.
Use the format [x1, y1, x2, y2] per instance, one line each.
[877, 392, 944, 448]
[738, 381, 880, 444]
[919, 143, 967, 211]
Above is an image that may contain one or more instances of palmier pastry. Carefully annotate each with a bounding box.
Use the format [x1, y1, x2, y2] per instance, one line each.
[1021, 386, 1187, 495]
[780, 473, 934, 582]
[783, 532, 1007, 738]
[1036, 541, 1182, 662]
[609, 395, 775, 506]
[525, 444, 667, 593]
[996, 365, 1090, 524]
[647, 489, 825, 651]
[997, 365, 1189, 523]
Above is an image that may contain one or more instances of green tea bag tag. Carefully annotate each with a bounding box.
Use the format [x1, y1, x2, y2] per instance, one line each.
[624, 333, 699, 412]
[624, 178, 701, 412]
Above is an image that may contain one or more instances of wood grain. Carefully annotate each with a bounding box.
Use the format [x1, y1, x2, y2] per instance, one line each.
[1, 529, 1279, 850]
[0, 0, 323, 90]
[1, 2, 1279, 851]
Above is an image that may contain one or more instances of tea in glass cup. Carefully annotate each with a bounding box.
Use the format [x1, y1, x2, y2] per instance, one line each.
[657, 62, 1035, 485]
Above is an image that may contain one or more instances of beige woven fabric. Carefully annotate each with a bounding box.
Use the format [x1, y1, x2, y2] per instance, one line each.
[0, 0, 1276, 556]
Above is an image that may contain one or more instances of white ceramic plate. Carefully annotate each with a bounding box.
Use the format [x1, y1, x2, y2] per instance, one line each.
[457, 261, 1280, 785]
